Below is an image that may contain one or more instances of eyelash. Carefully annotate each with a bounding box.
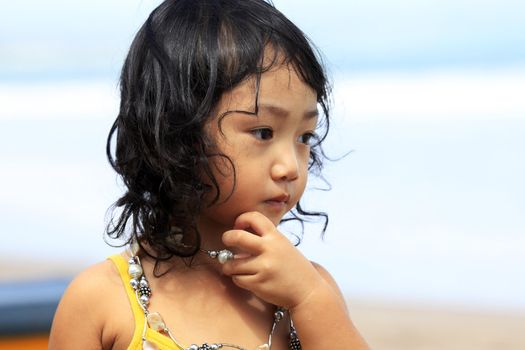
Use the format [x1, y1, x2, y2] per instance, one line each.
[298, 132, 316, 146]
[250, 128, 317, 146]
[251, 128, 274, 141]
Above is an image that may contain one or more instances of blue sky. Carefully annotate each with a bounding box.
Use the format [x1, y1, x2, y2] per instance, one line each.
[1, 0, 524, 79]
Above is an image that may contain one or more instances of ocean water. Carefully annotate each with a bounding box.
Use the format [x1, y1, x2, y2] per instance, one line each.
[1, 68, 524, 312]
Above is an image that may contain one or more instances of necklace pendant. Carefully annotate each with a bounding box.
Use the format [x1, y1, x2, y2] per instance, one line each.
[147, 312, 167, 332]
[142, 339, 159, 350]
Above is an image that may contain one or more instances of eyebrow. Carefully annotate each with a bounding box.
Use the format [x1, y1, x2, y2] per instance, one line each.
[257, 103, 319, 119]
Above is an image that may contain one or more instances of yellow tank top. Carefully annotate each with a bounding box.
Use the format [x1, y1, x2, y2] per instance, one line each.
[109, 254, 183, 350]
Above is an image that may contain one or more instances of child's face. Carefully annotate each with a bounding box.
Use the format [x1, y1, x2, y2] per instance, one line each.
[201, 63, 318, 229]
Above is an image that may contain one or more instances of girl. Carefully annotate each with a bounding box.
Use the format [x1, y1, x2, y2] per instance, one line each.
[49, 0, 369, 349]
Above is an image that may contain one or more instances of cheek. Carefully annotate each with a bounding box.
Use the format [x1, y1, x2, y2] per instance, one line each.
[297, 172, 308, 200]
[294, 153, 311, 198]
[200, 154, 236, 209]
[299, 150, 311, 177]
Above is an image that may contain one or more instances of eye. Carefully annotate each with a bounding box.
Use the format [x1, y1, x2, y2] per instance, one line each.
[298, 132, 316, 146]
[251, 128, 273, 141]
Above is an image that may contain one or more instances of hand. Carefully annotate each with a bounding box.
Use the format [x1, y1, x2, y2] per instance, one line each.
[221, 211, 324, 309]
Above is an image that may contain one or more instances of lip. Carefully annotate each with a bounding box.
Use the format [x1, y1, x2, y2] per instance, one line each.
[268, 193, 290, 203]
[264, 193, 290, 209]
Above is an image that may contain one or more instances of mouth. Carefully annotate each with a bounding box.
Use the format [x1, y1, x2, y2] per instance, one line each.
[264, 193, 290, 209]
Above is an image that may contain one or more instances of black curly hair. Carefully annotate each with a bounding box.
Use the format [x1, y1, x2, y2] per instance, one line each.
[106, 0, 331, 261]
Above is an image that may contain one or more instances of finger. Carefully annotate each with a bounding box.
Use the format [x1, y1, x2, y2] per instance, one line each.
[233, 211, 275, 237]
[230, 274, 261, 291]
[222, 256, 259, 276]
[234, 252, 252, 259]
[222, 229, 263, 254]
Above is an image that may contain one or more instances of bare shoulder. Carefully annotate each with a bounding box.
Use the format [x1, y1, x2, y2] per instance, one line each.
[49, 259, 126, 350]
[310, 261, 339, 290]
[310, 261, 348, 311]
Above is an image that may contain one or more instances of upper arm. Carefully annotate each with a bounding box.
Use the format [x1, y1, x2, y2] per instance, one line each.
[49, 262, 110, 350]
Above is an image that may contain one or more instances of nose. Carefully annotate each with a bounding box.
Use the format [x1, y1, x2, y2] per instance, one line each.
[271, 144, 300, 182]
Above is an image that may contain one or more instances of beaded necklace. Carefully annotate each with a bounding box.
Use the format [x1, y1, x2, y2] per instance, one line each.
[126, 243, 301, 350]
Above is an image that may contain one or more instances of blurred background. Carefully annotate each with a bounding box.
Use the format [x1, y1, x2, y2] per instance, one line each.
[1, 0, 524, 349]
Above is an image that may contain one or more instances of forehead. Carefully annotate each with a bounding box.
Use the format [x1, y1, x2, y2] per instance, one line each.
[216, 63, 318, 115]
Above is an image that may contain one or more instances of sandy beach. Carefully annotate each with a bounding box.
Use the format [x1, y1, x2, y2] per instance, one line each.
[349, 300, 525, 350]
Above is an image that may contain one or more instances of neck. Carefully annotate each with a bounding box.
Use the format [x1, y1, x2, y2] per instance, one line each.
[137, 216, 234, 275]
[195, 214, 233, 253]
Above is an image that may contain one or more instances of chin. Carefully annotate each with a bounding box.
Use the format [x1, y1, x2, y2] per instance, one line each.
[268, 217, 282, 226]
[268, 211, 289, 226]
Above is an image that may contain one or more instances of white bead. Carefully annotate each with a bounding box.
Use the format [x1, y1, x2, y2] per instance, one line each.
[130, 279, 139, 289]
[139, 278, 149, 288]
[140, 294, 150, 305]
[147, 312, 166, 332]
[257, 344, 270, 350]
[187, 345, 199, 350]
[217, 249, 233, 264]
[128, 263, 143, 279]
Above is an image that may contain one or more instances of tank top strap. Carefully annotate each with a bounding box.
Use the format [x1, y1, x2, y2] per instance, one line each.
[109, 254, 181, 350]
[108, 254, 145, 349]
